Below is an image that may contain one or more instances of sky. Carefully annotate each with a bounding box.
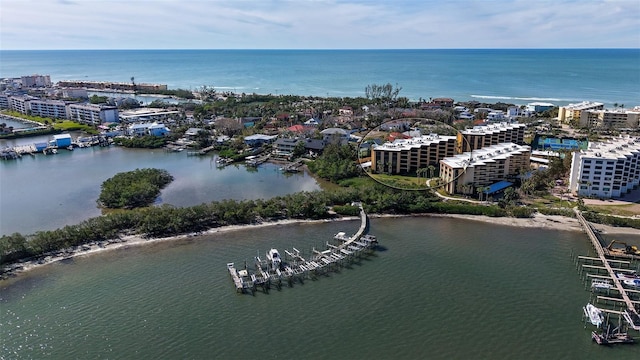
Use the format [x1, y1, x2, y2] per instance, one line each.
[1, 0, 639, 50]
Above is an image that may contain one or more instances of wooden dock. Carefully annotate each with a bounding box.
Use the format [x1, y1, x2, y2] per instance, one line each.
[574, 208, 640, 336]
[226, 202, 377, 294]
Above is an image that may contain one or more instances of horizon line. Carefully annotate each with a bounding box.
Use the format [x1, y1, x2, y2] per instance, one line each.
[1, 47, 639, 51]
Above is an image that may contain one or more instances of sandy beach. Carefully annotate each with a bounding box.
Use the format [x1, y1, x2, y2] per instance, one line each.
[2, 212, 639, 280]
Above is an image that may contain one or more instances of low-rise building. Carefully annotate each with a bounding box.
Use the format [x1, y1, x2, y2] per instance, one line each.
[568, 136, 640, 198]
[440, 143, 531, 195]
[244, 134, 277, 147]
[119, 108, 179, 123]
[320, 127, 349, 144]
[526, 102, 555, 113]
[127, 122, 170, 137]
[558, 101, 604, 123]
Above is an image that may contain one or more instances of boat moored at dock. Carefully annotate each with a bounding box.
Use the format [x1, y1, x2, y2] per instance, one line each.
[584, 303, 604, 327]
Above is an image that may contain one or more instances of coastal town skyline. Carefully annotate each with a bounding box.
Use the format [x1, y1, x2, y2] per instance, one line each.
[1, 0, 639, 50]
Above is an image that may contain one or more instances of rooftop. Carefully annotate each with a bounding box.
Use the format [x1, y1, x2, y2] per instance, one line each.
[373, 134, 457, 151]
[440, 142, 530, 168]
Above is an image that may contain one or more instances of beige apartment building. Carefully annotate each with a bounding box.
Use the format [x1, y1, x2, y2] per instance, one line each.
[579, 109, 640, 129]
[558, 101, 604, 123]
[456, 122, 526, 153]
[440, 143, 531, 195]
[371, 134, 457, 175]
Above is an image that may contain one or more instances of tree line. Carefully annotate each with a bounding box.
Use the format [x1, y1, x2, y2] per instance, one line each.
[1, 184, 510, 266]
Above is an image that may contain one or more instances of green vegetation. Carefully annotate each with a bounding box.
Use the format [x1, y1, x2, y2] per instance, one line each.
[53, 120, 98, 133]
[113, 136, 167, 148]
[140, 88, 195, 99]
[89, 94, 109, 104]
[307, 144, 360, 182]
[98, 168, 174, 209]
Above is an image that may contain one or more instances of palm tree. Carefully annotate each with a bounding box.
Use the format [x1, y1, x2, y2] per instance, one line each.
[427, 165, 436, 179]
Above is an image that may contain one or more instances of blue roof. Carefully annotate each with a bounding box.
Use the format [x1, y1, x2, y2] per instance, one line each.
[484, 181, 513, 194]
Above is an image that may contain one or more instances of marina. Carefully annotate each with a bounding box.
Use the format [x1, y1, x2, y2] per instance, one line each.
[573, 209, 640, 345]
[227, 203, 378, 294]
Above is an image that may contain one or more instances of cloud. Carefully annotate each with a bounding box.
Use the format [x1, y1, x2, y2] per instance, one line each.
[0, 0, 638, 49]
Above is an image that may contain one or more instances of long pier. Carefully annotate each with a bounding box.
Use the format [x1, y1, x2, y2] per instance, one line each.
[574, 208, 640, 333]
[226, 202, 377, 294]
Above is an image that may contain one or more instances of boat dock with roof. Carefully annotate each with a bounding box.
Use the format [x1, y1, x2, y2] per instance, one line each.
[573, 209, 640, 345]
[226, 203, 378, 294]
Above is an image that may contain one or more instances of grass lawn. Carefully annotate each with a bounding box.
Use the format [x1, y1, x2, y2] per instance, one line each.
[368, 173, 430, 190]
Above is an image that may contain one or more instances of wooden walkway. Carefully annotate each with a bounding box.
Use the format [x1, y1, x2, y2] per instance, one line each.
[574, 208, 640, 333]
[226, 202, 377, 294]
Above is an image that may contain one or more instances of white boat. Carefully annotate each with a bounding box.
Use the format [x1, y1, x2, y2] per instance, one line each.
[266, 248, 282, 271]
[591, 279, 612, 291]
[583, 303, 604, 327]
[623, 278, 640, 288]
[616, 272, 640, 287]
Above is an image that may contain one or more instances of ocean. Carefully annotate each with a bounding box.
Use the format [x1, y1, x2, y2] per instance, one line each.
[1, 49, 639, 106]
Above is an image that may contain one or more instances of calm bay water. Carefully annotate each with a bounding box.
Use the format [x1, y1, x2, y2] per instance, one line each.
[0, 141, 320, 235]
[1, 49, 639, 106]
[1, 217, 637, 359]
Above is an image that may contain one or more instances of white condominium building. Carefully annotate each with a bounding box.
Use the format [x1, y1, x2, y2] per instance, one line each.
[568, 136, 640, 198]
[372, 134, 457, 175]
[8, 95, 34, 114]
[29, 99, 69, 119]
[558, 101, 604, 123]
[68, 103, 119, 125]
[440, 143, 531, 195]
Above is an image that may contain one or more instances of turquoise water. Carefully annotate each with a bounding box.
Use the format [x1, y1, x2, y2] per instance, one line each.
[1, 49, 638, 106]
[1, 217, 637, 359]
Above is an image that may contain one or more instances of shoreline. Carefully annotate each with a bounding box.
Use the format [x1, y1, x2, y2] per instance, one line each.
[2, 213, 640, 281]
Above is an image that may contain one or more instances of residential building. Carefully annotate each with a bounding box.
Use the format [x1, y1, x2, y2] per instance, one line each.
[568, 136, 640, 198]
[0, 94, 9, 109]
[320, 128, 349, 144]
[579, 109, 640, 128]
[371, 134, 457, 175]
[558, 101, 604, 123]
[244, 134, 277, 147]
[432, 98, 454, 108]
[456, 122, 526, 153]
[119, 108, 179, 123]
[57, 80, 167, 92]
[59, 88, 89, 99]
[29, 99, 69, 119]
[127, 122, 170, 137]
[525, 102, 555, 113]
[21, 74, 51, 88]
[68, 103, 119, 125]
[440, 143, 531, 195]
[8, 95, 34, 114]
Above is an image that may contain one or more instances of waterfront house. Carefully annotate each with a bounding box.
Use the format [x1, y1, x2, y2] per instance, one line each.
[127, 122, 170, 137]
[320, 128, 349, 145]
[184, 128, 204, 140]
[244, 134, 277, 147]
